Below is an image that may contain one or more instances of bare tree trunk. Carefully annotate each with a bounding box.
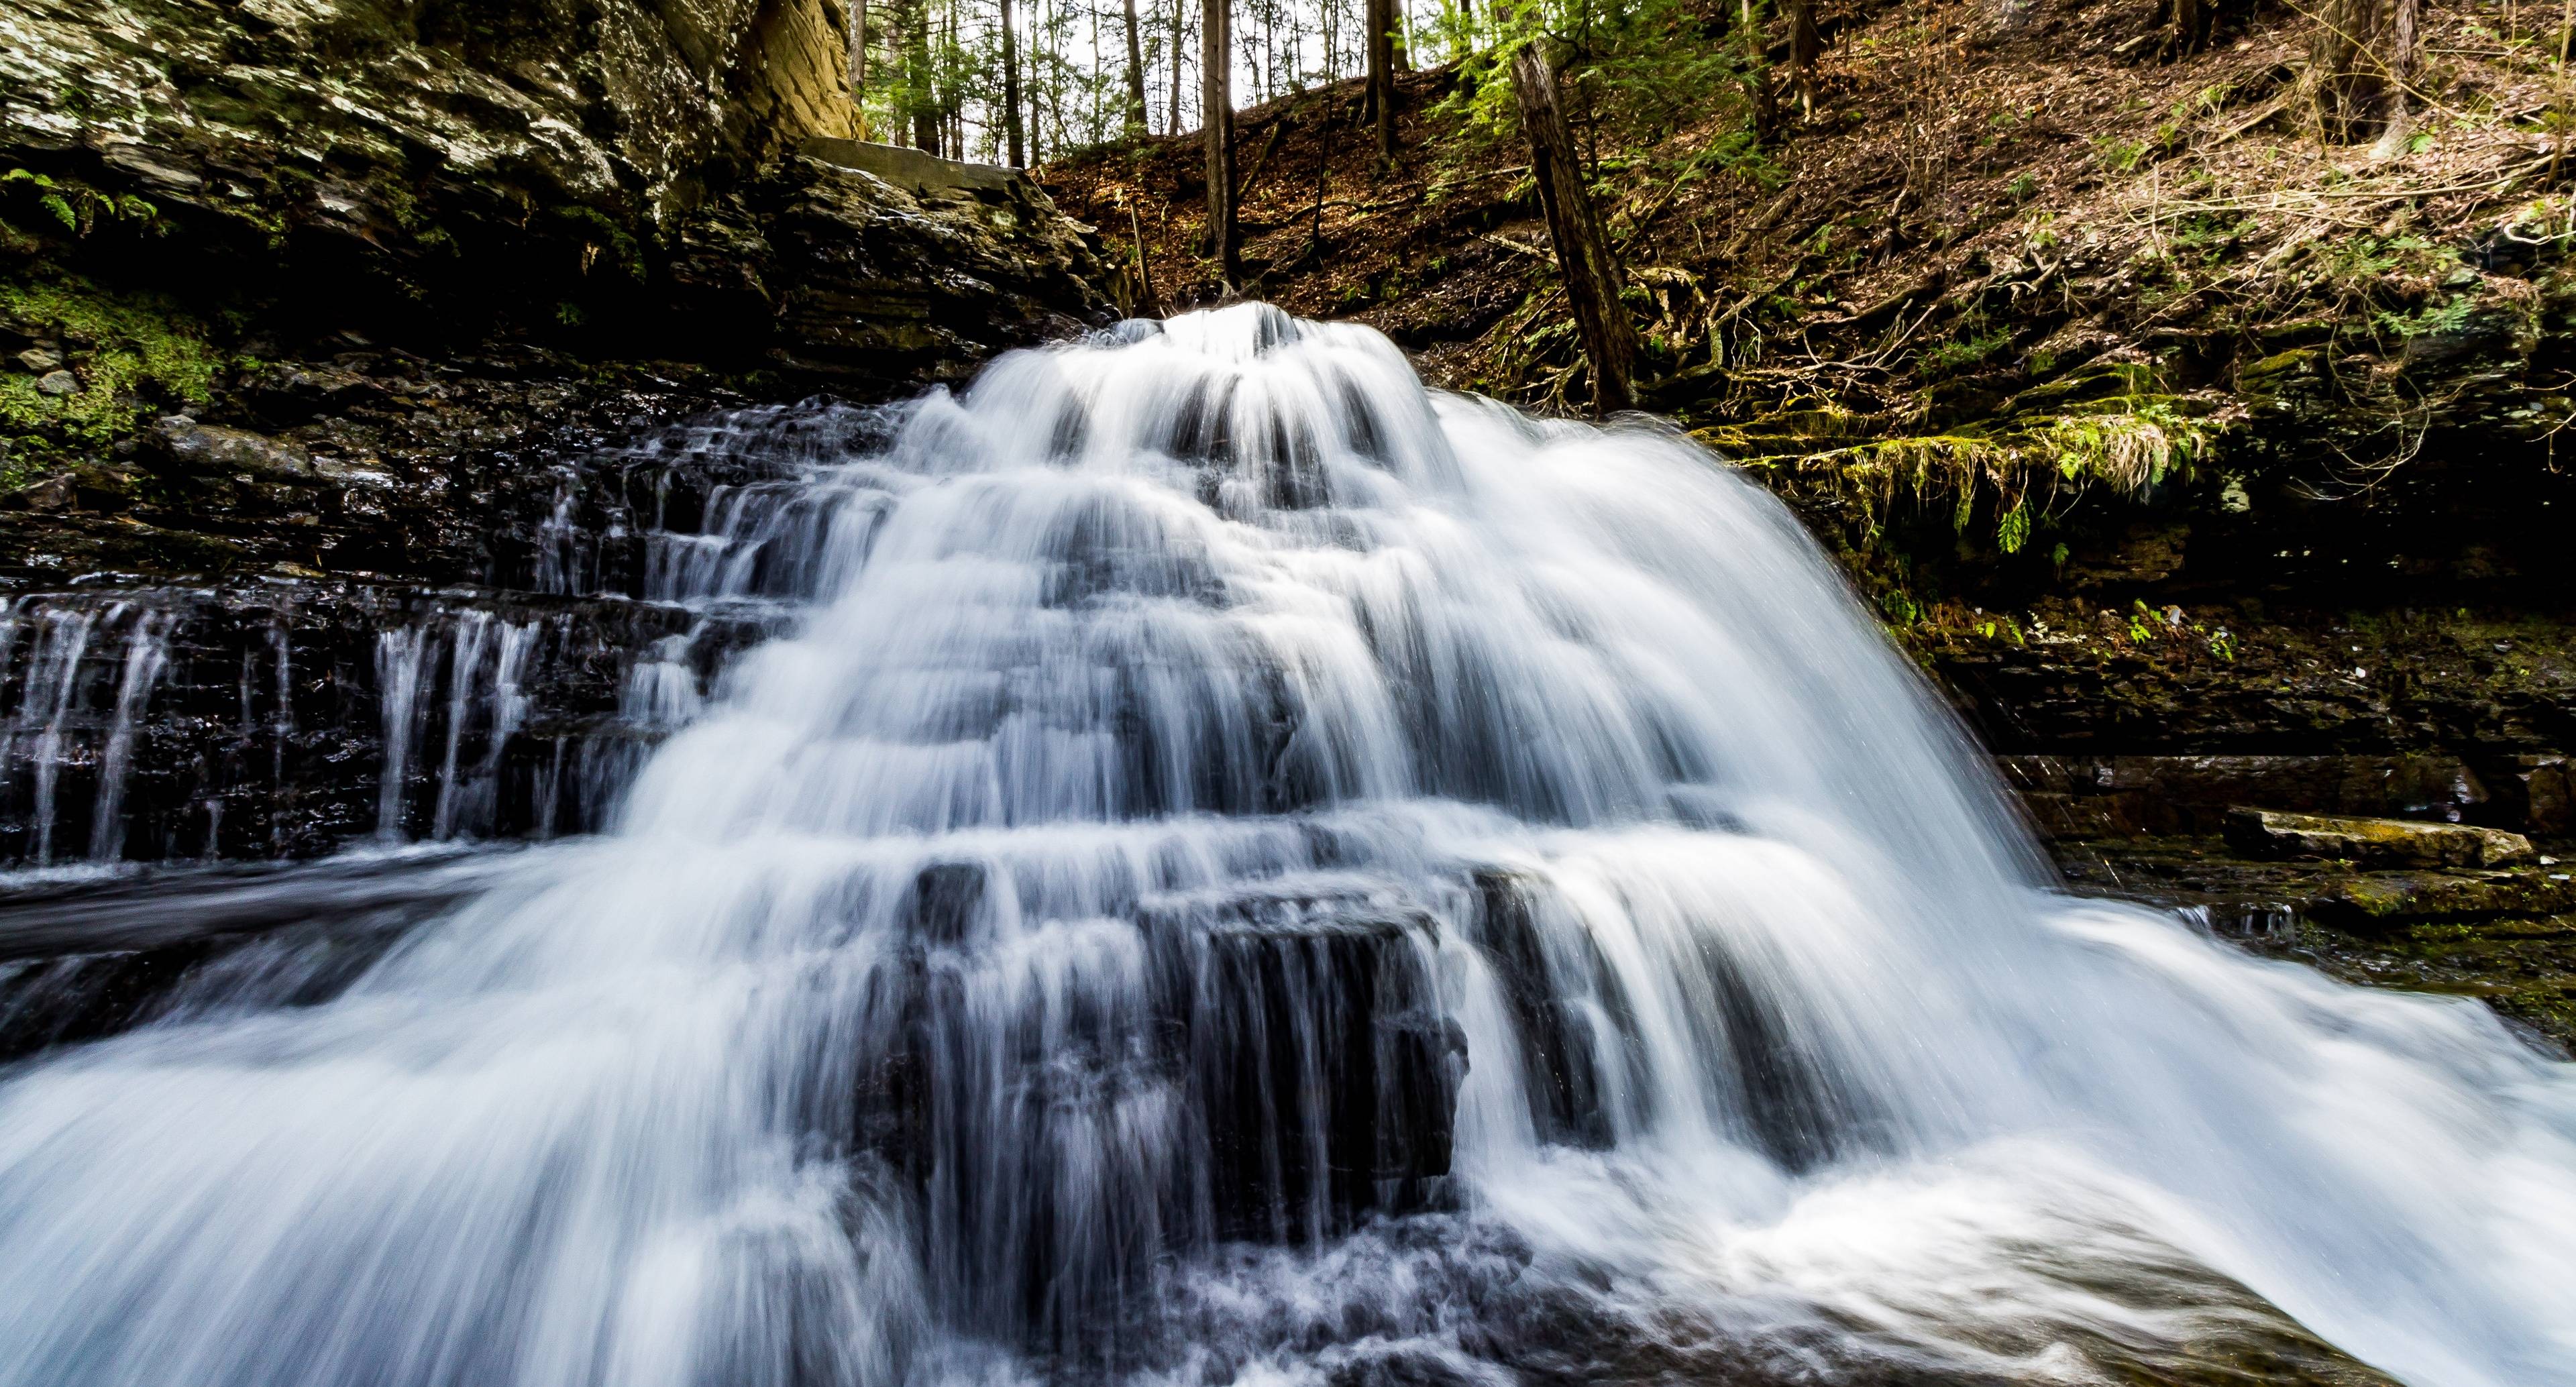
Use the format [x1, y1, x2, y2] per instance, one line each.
[1030, 0, 1047, 162]
[906, 0, 938, 151]
[1509, 38, 1638, 414]
[2371, 0, 2419, 154]
[2312, 0, 2416, 144]
[1202, 0, 1240, 282]
[1000, 0, 1025, 164]
[1169, 0, 1185, 134]
[851, 0, 871, 139]
[1128, 192, 1158, 312]
[942, 0, 962, 158]
[2165, 0, 2215, 57]
[1365, 0, 1396, 161]
[1788, 0, 1819, 119]
[1122, 0, 1150, 137]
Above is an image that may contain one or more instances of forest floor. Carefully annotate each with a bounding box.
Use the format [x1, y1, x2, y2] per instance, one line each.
[1048, 0, 2574, 562]
[1046, 0, 2576, 1047]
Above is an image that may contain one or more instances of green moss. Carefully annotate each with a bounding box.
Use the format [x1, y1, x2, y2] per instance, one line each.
[1706, 394, 2229, 553]
[0, 277, 228, 486]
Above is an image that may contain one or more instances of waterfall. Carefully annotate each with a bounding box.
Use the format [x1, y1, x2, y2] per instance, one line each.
[0, 590, 691, 867]
[0, 305, 2570, 1387]
[0, 602, 168, 866]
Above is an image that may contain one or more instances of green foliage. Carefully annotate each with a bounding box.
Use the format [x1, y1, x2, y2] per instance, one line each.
[0, 278, 225, 482]
[1921, 326, 2011, 376]
[1429, 0, 1763, 162]
[2092, 136, 2149, 173]
[1996, 500, 2031, 554]
[2374, 292, 2479, 341]
[2311, 232, 2443, 291]
[0, 168, 162, 239]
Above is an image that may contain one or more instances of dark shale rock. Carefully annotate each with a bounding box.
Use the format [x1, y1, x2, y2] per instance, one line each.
[0, 0, 1116, 356]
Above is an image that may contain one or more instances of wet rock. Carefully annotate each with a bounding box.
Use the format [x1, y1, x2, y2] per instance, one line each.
[899, 863, 987, 946]
[0, 585, 700, 865]
[1171, 910, 1462, 1239]
[2322, 869, 2576, 926]
[34, 372, 76, 396]
[2003, 754, 2492, 839]
[156, 419, 315, 481]
[5, 474, 76, 513]
[15, 348, 62, 373]
[1474, 870, 1615, 1149]
[2223, 808, 2532, 868]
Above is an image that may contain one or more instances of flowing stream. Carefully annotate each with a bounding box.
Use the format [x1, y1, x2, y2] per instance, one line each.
[0, 306, 2569, 1387]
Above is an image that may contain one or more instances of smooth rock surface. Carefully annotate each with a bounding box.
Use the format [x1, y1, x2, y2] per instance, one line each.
[2223, 808, 2534, 868]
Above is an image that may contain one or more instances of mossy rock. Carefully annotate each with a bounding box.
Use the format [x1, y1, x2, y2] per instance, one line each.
[0, 276, 229, 485]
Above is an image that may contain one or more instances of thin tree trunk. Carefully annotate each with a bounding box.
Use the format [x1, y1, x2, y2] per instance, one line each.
[1201, 0, 1240, 282]
[2555, 0, 2576, 184]
[1002, 0, 1026, 164]
[851, 0, 871, 139]
[1509, 37, 1638, 414]
[1170, 0, 1187, 133]
[906, 0, 938, 150]
[2166, 0, 2213, 56]
[1365, 0, 1396, 160]
[2371, 0, 2419, 155]
[1788, 0, 1819, 119]
[1128, 193, 1157, 312]
[1122, 0, 1150, 137]
[947, 0, 963, 158]
[1031, 0, 1048, 162]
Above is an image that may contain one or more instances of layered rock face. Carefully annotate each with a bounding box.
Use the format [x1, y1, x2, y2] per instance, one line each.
[1, 0, 1108, 373]
[0, 0, 1114, 871]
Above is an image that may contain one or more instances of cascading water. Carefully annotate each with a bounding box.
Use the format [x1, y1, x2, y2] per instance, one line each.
[0, 305, 2570, 1387]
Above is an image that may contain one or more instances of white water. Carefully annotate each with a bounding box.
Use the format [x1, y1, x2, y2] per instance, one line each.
[0, 305, 2571, 1387]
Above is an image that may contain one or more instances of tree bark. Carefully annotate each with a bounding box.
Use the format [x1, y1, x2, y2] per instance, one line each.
[904, 0, 938, 151]
[1030, 0, 1046, 162]
[1002, 0, 1026, 164]
[1202, 0, 1240, 282]
[1122, 0, 1150, 137]
[2165, 0, 2216, 57]
[1365, 0, 1397, 160]
[2375, 0, 2418, 150]
[2311, 0, 2418, 144]
[1509, 38, 1639, 414]
[1169, 0, 1188, 135]
[941, 0, 961, 158]
[850, 0, 871, 139]
[1788, 0, 1819, 119]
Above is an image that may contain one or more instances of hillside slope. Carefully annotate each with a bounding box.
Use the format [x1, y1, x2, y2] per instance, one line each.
[1049, 0, 2576, 1040]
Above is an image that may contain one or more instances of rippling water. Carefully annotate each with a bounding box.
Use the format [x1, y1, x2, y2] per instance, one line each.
[0, 305, 2568, 1387]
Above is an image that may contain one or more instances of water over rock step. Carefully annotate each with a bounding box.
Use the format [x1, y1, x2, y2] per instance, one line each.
[0, 586, 737, 865]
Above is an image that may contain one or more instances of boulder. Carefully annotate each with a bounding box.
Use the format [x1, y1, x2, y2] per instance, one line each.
[2223, 808, 2532, 868]
[156, 419, 316, 480]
